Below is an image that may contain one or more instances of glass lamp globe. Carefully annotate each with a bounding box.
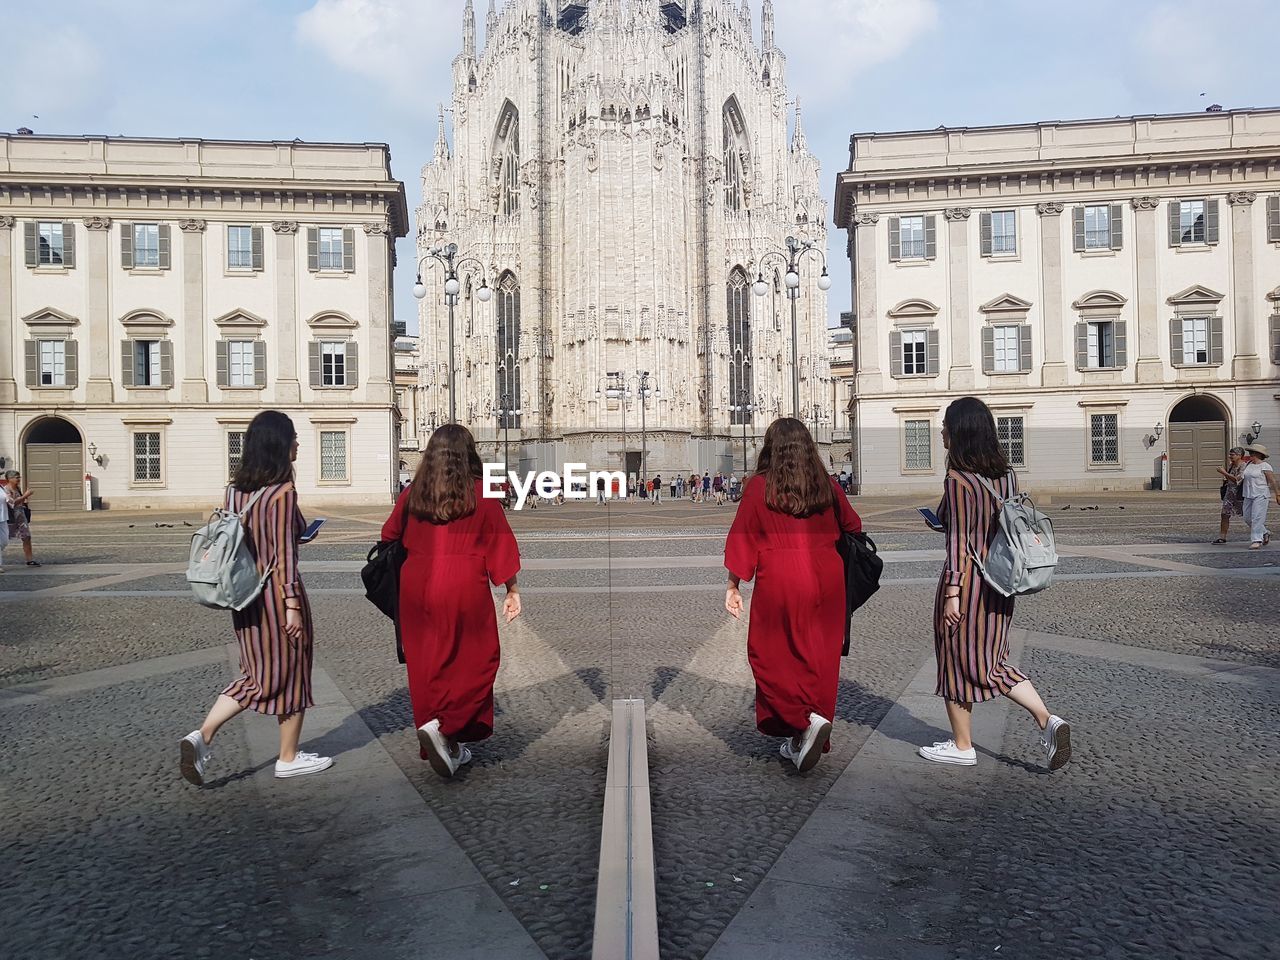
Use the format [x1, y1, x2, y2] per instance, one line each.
[752, 275, 769, 297]
[477, 284, 493, 303]
[412, 281, 427, 300]
[785, 269, 800, 289]
[817, 270, 833, 291]
[444, 276, 461, 297]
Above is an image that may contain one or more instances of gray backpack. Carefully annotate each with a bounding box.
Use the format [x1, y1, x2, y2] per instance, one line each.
[970, 473, 1058, 597]
[186, 487, 272, 611]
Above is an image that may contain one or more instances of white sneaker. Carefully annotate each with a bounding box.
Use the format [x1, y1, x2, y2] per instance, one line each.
[918, 739, 977, 765]
[274, 751, 333, 779]
[794, 713, 832, 773]
[417, 719, 459, 777]
[179, 730, 212, 786]
[1041, 716, 1072, 771]
[455, 745, 473, 768]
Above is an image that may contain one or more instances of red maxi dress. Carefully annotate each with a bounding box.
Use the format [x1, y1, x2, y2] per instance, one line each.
[725, 475, 862, 744]
[381, 480, 521, 751]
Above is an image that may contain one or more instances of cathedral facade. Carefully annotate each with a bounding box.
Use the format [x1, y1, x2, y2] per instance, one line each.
[417, 0, 832, 476]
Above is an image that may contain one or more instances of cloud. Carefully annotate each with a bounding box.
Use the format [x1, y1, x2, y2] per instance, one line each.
[781, 0, 939, 91]
[0, 25, 107, 118]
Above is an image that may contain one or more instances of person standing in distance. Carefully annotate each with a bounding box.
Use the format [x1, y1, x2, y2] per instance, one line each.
[921, 397, 1071, 770]
[382, 424, 522, 778]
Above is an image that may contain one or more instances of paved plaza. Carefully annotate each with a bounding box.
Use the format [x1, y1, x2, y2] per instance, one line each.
[2, 492, 1278, 960]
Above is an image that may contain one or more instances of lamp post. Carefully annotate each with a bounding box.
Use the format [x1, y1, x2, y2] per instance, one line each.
[729, 388, 754, 476]
[597, 372, 632, 487]
[635, 370, 658, 487]
[497, 389, 522, 479]
[752, 236, 832, 418]
[412, 242, 490, 424]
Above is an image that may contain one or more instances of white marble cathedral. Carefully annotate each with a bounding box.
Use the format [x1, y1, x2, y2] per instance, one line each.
[417, 0, 832, 476]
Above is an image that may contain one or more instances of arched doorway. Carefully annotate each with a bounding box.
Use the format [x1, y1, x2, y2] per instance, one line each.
[22, 417, 84, 513]
[1167, 394, 1228, 491]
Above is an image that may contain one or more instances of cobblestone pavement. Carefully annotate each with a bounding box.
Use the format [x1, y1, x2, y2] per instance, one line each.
[2, 490, 1277, 959]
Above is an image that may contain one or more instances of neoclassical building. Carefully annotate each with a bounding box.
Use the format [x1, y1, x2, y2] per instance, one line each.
[0, 132, 408, 510]
[834, 108, 1280, 495]
[417, 0, 832, 477]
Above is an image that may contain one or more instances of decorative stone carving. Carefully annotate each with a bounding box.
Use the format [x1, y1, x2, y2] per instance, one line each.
[272, 221, 300, 234]
[1227, 191, 1257, 205]
[853, 212, 880, 226]
[82, 216, 113, 230]
[363, 221, 392, 235]
[943, 207, 971, 221]
[1035, 201, 1065, 216]
[0, 216, 15, 229]
[178, 219, 207, 233]
[1130, 196, 1160, 211]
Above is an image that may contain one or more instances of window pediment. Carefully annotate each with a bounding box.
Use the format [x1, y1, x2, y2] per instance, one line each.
[1166, 284, 1225, 307]
[120, 308, 174, 330]
[1073, 290, 1127, 318]
[887, 298, 940, 323]
[306, 310, 358, 330]
[1266, 285, 1280, 306]
[979, 293, 1033, 318]
[213, 309, 268, 329]
[22, 306, 80, 329]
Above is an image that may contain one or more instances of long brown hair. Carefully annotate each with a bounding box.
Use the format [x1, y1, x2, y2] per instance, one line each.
[408, 424, 483, 523]
[754, 418, 832, 518]
[944, 397, 1010, 480]
[233, 410, 296, 493]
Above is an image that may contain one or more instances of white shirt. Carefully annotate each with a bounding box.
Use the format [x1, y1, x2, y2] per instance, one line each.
[0, 489, 9, 524]
[1241, 460, 1274, 499]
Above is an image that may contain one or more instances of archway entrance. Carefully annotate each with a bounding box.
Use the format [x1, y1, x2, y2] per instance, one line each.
[1167, 395, 1227, 491]
[22, 417, 84, 513]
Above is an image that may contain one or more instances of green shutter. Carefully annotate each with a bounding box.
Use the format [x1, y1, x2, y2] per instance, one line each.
[121, 341, 134, 388]
[925, 329, 939, 376]
[1167, 202, 1181, 247]
[24, 222, 39, 267]
[1204, 199, 1219, 244]
[889, 330, 902, 377]
[1072, 207, 1085, 252]
[1268, 196, 1280, 243]
[216, 340, 229, 387]
[307, 227, 319, 272]
[1209, 316, 1224, 365]
[251, 226, 264, 271]
[24, 340, 38, 386]
[888, 218, 901, 261]
[61, 222, 76, 268]
[981, 326, 995, 375]
[1271, 315, 1280, 364]
[158, 224, 171, 269]
[342, 227, 355, 272]
[253, 341, 267, 387]
[979, 212, 992, 257]
[924, 215, 937, 259]
[160, 340, 173, 387]
[1074, 322, 1089, 370]
[1018, 324, 1032, 373]
[345, 341, 359, 386]
[1109, 205, 1123, 250]
[1113, 320, 1128, 368]
[1169, 317, 1183, 365]
[64, 340, 78, 388]
[309, 341, 321, 387]
[121, 222, 134, 269]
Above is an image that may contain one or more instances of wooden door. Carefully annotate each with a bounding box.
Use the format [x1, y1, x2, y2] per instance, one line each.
[1168, 423, 1225, 490]
[25, 443, 83, 512]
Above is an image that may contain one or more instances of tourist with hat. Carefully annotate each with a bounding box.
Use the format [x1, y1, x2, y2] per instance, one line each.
[1241, 442, 1279, 550]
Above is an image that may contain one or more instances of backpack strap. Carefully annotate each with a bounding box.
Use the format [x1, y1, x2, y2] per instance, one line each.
[236, 486, 269, 520]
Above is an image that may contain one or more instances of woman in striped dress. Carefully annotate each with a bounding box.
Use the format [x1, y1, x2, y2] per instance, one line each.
[919, 397, 1072, 771]
[179, 410, 332, 785]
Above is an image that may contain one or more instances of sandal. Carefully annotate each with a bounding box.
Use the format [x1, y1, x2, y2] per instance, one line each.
[26, 561, 41, 567]
[1211, 538, 1227, 544]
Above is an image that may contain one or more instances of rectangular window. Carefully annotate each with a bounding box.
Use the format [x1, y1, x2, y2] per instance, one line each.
[904, 420, 932, 471]
[1182, 317, 1209, 365]
[37, 222, 65, 265]
[133, 431, 162, 483]
[228, 431, 245, 480]
[321, 342, 347, 386]
[1089, 414, 1119, 465]
[1083, 205, 1111, 249]
[1087, 321, 1115, 368]
[899, 215, 926, 259]
[229, 340, 256, 387]
[990, 210, 1017, 255]
[39, 340, 66, 386]
[317, 227, 345, 270]
[901, 330, 928, 375]
[1179, 200, 1206, 244]
[320, 430, 348, 481]
[227, 225, 253, 269]
[993, 325, 1021, 373]
[997, 416, 1025, 467]
[133, 340, 161, 386]
[133, 224, 160, 267]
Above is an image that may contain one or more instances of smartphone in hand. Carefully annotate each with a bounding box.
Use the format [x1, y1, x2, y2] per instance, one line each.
[917, 507, 944, 532]
[299, 518, 326, 543]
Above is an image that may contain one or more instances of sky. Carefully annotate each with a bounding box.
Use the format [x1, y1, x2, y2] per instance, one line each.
[4, 0, 1278, 334]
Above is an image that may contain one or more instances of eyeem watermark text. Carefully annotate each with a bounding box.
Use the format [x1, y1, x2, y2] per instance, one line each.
[483, 463, 626, 510]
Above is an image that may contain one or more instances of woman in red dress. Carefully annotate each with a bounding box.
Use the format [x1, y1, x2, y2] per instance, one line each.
[382, 425, 522, 778]
[724, 418, 863, 773]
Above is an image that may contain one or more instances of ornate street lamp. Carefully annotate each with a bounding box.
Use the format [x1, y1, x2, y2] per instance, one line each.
[412, 242, 490, 423]
[753, 236, 832, 418]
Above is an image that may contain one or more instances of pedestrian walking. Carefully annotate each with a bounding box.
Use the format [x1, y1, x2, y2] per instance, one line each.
[670, 476, 678, 499]
[652, 474, 663, 504]
[724, 418, 863, 773]
[691, 473, 701, 502]
[1213, 447, 1247, 543]
[381, 424, 522, 778]
[676, 475, 685, 499]
[1241, 443, 1279, 549]
[0, 479, 9, 575]
[728, 473, 740, 501]
[179, 411, 331, 786]
[713, 473, 726, 505]
[3, 471, 39, 566]
[920, 397, 1071, 771]
[702, 472, 711, 503]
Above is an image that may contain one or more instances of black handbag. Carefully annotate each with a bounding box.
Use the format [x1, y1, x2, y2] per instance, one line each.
[832, 494, 883, 656]
[361, 497, 411, 663]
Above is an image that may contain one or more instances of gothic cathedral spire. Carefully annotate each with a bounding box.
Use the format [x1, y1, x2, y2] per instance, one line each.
[463, 0, 477, 59]
[791, 98, 808, 154]
[434, 104, 450, 162]
[486, 0, 499, 41]
[762, 0, 774, 50]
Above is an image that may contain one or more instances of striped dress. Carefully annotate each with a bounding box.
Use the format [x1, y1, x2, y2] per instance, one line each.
[221, 481, 314, 716]
[934, 469, 1027, 703]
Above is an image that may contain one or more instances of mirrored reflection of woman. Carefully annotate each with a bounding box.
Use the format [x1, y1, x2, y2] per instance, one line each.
[724, 418, 863, 773]
[382, 425, 522, 778]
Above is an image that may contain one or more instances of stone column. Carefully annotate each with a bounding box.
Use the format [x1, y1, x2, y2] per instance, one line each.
[83, 216, 115, 403]
[363, 220, 393, 404]
[178, 219, 208, 402]
[1037, 202, 1068, 386]
[1131, 196, 1163, 383]
[0, 216, 15, 403]
[1227, 191, 1260, 380]
[272, 221, 301, 403]
[853, 212, 881, 395]
[945, 207, 974, 390]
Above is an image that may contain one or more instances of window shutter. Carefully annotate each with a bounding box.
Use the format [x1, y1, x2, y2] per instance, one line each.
[121, 341, 135, 388]
[1114, 320, 1128, 368]
[158, 224, 172, 269]
[342, 227, 355, 272]
[1018, 324, 1032, 373]
[1109, 204, 1123, 250]
[979, 212, 993, 257]
[25, 340, 38, 387]
[64, 340, 79, 388]
[889, 330, 903, 377]
[61, 222, 76, 268]
[1271, 315, 1280, 364]
[925, 329, 939, 376]
[253, 341, 267, 387]
[1072, 207, 1085, 252]
[346, 342, 359, 386]
[307, 227, 319, 272]
[121, 222, 134, 269]
[924, 215, 938, 259]
[1268, 196, 1280, 243]
[251, 226, 264, 271]
[1167, 202, 1181, 247]
[160, 340, 174, 387]
[24, 222, 38, 267]
[216, 340, 229, 387]
[308, 341, 321, 387]
[981, 327, 995, 375]
[1169, 317, 1183, 365]
[888, 218, 901, 261]
[1209, 316, 1224, 365]
[1204, 199, 1220, 244]
[1074, 322, 1089, 370]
